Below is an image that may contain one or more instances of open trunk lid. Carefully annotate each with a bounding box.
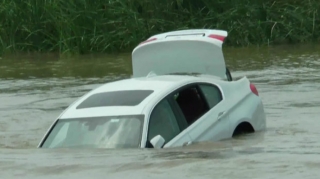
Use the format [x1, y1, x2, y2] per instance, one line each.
[132, 29, 228, 79]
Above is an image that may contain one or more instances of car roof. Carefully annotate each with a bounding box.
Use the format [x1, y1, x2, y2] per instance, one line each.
[91, 74, 208, 93]
[59, 74, 223, 119]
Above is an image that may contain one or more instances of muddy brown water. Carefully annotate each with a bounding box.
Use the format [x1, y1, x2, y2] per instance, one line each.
[0, 44, 320, 179]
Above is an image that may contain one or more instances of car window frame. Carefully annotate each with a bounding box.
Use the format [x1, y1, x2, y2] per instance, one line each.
[145, 84, 205, 146]
[171, 84, 209, 123]
[168, 82, 224, 127]
[145, 97, 187, 147]
[145, 82, 224, 148]
[40, 115, 145, 148]
[197, 83, 224, 109]
[39, 119, 59, 147]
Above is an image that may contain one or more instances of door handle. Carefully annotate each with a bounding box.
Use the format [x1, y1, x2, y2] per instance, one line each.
[217, 111, 225, 120]
[182, 141, 192, 146]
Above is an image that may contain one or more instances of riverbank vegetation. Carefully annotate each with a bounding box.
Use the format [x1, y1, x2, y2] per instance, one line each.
[0, 0, 319, 55]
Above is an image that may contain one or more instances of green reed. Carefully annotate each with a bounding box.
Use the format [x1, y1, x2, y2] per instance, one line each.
[0, 0, 319, 55]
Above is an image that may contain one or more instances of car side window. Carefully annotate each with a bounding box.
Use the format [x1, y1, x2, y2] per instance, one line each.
[174, 86, 209, 126]
[147, 99, 181, 146]
[198, 84, 223, 108]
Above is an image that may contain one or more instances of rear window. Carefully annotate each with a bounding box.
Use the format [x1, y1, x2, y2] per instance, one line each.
[76, 90, 154, 109]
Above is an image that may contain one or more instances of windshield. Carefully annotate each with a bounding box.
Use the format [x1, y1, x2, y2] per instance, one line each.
[41, 115, 144, 149]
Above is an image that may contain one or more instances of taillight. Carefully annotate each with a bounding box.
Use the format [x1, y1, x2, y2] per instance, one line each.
[139, 38, 157, 45]
[208, 34, 226, 42]
[250, 83, 259, 96]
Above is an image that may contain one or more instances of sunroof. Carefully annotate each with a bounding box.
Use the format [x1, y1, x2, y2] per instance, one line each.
[76, 90, 154, 109]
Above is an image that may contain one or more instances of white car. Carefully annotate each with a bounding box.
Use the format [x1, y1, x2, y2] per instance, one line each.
[38, 29, 266, 149]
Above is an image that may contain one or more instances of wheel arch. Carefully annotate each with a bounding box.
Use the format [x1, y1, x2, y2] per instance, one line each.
[232, 121, 255, 137]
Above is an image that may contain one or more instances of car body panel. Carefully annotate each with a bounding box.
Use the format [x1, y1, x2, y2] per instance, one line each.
[181, 98, 231, 143]
[160, 76, 266, 147]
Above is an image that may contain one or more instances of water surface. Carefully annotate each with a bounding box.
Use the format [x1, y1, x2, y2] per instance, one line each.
[1, 45, 320, 179]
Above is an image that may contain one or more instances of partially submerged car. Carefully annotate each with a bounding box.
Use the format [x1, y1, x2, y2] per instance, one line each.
[38, 29, 266, 149]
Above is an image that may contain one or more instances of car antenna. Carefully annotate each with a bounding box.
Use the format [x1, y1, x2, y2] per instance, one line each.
[146, 71, 157, 78]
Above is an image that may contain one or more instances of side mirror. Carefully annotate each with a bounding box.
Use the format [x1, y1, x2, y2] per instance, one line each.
[150, 135, 165, 149]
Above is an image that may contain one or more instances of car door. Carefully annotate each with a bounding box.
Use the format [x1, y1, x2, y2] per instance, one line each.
[171, 82, 230, 142]
[146, 97, 192, 148]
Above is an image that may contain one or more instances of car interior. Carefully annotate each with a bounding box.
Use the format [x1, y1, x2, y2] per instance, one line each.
[146, 84, 223, 148]
[175, 87, 209, 125]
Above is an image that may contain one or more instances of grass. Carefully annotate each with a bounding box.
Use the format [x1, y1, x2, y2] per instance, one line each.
[0, 0, 319, 55]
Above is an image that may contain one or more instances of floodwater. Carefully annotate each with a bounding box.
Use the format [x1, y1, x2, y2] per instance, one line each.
[1, 44, 320, 179]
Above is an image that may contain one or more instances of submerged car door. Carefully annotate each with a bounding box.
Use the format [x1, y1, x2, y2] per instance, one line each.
[146, 97, 192, 148]
[171, 83, 231, 142]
